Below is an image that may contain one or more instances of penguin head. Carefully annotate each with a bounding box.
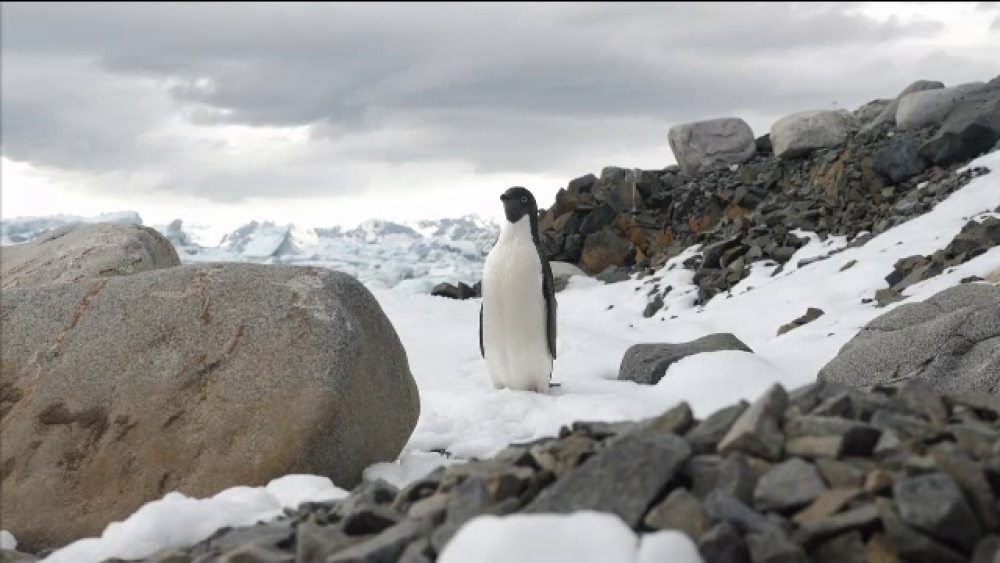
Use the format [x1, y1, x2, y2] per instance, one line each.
[499, 186, 537, 224]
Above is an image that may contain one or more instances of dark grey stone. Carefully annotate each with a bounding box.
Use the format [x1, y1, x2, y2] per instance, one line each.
[753, 458, 828, 513]
[567, 173, 598, 194]
[930, 442, 999, 532]
[745, 532, 808, 563]
[686, 402, 750, 454]
[521, 431, 691, 527]
[327, 520, 430, 563]
[777, 308, 825, 336]
[920, 85, 1000, 166]
[894, 472, 982, 552]
[703, 489, 783, 536]
[618, 333, 753, 385]
[717, 453, 759, 505]
[784, 416, 881, 457]
[718, 385, 787, 461]
[873, 138, 928, 184]
[877, 498, 967, 563]
[698, 522, 752, 563]
[793, 503, 881, 549]
[643, 487, 709, 540]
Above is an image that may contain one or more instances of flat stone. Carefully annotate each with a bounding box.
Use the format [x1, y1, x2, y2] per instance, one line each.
[521, 431, 691, 528]
[784, 416, 881, 457]
[698, 522, 752, 563]
[618, 333, 753, 385]
[703, 489, 782, 536]
[784, 436, 843, 459]
[928, 443, 999, 533]
[745, 532, 808, 563]
[815, 459, 866, 488]
[643, 488, 709, 540]
[718, 384, 787, 461]
[342, 506, 402, 536]
[892, 379, 949, 427]
[793, 488, 864, 525]
[717, 453, 760, 505]
[864, 470, 894, 495]
[893, 472, 982, 552]
[865, 533, 903, 563]
[870, 410, 937, 441]
[949, 422, 999, 459]
[686, 402, 749, 454]
[810, 531, 868, 563]
[794, 503, 881, 549]
[328, 520, 430, 563]
[754, 458, 828, 513]
[877, 498, 966, 563]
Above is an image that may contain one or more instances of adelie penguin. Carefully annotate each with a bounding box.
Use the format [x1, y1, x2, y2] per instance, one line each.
[479, 186, 558, 393]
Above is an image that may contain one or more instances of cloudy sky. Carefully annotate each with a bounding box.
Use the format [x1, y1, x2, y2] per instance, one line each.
[2, 2, 998, 229]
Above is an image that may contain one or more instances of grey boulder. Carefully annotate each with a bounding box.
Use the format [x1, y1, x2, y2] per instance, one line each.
[919, 82, 1000, 166]
[770, 110, 860, 159]
[896, 82, 988, 131]
[619, 333, 753, 385]
[1, 223, 181, 289]
[1, 263, 420, 551]
[817, 283, 1000, 393]
[667, 118, 757, 176]
[863, 79, 946, 132]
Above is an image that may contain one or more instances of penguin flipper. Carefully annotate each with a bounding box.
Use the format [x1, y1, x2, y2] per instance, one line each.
[538, 250, 557, 360]
[479, 302, 485, 358]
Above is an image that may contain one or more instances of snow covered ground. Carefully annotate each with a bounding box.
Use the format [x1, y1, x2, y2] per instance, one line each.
[3, 151, 999, 563]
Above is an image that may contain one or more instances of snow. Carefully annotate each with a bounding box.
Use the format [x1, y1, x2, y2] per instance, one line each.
[37, 476, 347, 563]
[2, 151, 997, 562]
[437, 512, 702, 563]
[0, 530, 16, 550]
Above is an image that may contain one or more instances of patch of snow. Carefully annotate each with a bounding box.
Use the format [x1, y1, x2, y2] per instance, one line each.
[41, 476, 347, 563]
[0, 530, 17, 550]
[437, 511, 703, 563]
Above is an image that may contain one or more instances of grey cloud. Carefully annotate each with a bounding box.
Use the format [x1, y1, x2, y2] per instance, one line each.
[2, 2, 998, 203]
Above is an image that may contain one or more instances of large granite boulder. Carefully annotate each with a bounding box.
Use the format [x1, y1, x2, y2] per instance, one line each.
[854, 99, 893, 125]
[667, 118, 756, 176]
[919, 83, 1000, 166]
[770, 110, 859, 159]
[619, 333, 754, 385]
[862, 79, 946, 132]
[1, 262, 420, 551]
[1, 223, 181, 289]
[817, 283, 1000, 393]
[895, 82, 987, 131]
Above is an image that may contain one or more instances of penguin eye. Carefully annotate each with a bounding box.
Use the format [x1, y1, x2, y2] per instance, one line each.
[521, 196, 527, 204]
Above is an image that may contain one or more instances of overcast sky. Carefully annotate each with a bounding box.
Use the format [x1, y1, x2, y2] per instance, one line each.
[2, 2, 998, 229]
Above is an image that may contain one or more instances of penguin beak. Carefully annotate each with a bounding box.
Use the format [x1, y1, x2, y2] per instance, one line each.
[500, 194, 509, 202]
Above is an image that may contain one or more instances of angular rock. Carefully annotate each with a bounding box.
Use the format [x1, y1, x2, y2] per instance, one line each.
[929, 442, 999, 531]
[667, 118, 757, 176]
[686, 401, 749, 454]
[328, 519, 429, 563]
[698, 522, 752, 563]
[793, 488, 864, 525]
[920, 83, 1000, 166]
[1, 222, 180, 289]
[777, 308, 825, 336]
[810, 531, 868, 563]
[567, 173, 598, 194]
[581, 226, 635, 275]
[746, 532, 808, 563]
[0, 263, 420, 551]
[521, 431, 691, 527]
[794, 503, 881, 549]
[873, 138, 928, 184]
[618, 333, 753, 385]
[894, 472, 983, 552]
[972, 536, 1000, 563]
[703, 489, 783, 536]
[818, 283, 1000, 393]
[771, 110, 859, 159]
[754, 458, 828, 513]
[718, 385, 787, 461]
[814, 460, 868, 489]
[877, 498, 967, 563]
[578, 203, 618, 236]
[644, 487, 709, 540]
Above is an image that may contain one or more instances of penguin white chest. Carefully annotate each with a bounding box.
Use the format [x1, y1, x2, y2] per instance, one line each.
[481, 217, 552, 393]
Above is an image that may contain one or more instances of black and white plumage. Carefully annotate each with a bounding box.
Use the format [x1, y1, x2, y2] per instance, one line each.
[479, 186, 557, 393]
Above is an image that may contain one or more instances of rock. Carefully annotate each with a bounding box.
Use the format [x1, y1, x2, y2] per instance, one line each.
[818, 283, 1000, 393]
[893, 473, 982, 552]
[756, 134, 773, 155]
[877, 498, 967, 563]
[811, 531, 868, 563]
[929, 443, 999, 531]
[595, 266, 631, 284]
[431, 282, 476, 300]
[746, 532, 809, 563]
[920, 84, 1000, 166]
[864, 80, 946, 131]
[793, 488, 864, 525]
[873, 138, 928, 184]
[567, 173, 598, 194]
[777, 308, 825, 336]
[896, 83, 987, 131]
[0, 263, 420, 551]
[521, 431, 691, 527]
[328, 520, 430, 563]
[578, 203, 617, 236]
[794, 503, 881, 549]
[715, 453, 760, 505]
[698, 522, 753, 563]
[703, 489, 783, 536]
[771, 110, 859, 159]
[581, 226, 635, 275]
[972, 537, 1000, 563]
[754, 458, 828, 513]
[718, 384, 787, 461]
[644, 487, 710, 540]
[686, 402, 750, 454]
[854, 99, 893, 125]
[618, 333, 753, 385]
[667, 118, 757, 176]
[1, 223, 180, 289]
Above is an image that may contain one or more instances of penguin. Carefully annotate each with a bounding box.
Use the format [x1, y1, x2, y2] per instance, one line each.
[479, 186, 557, 394]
